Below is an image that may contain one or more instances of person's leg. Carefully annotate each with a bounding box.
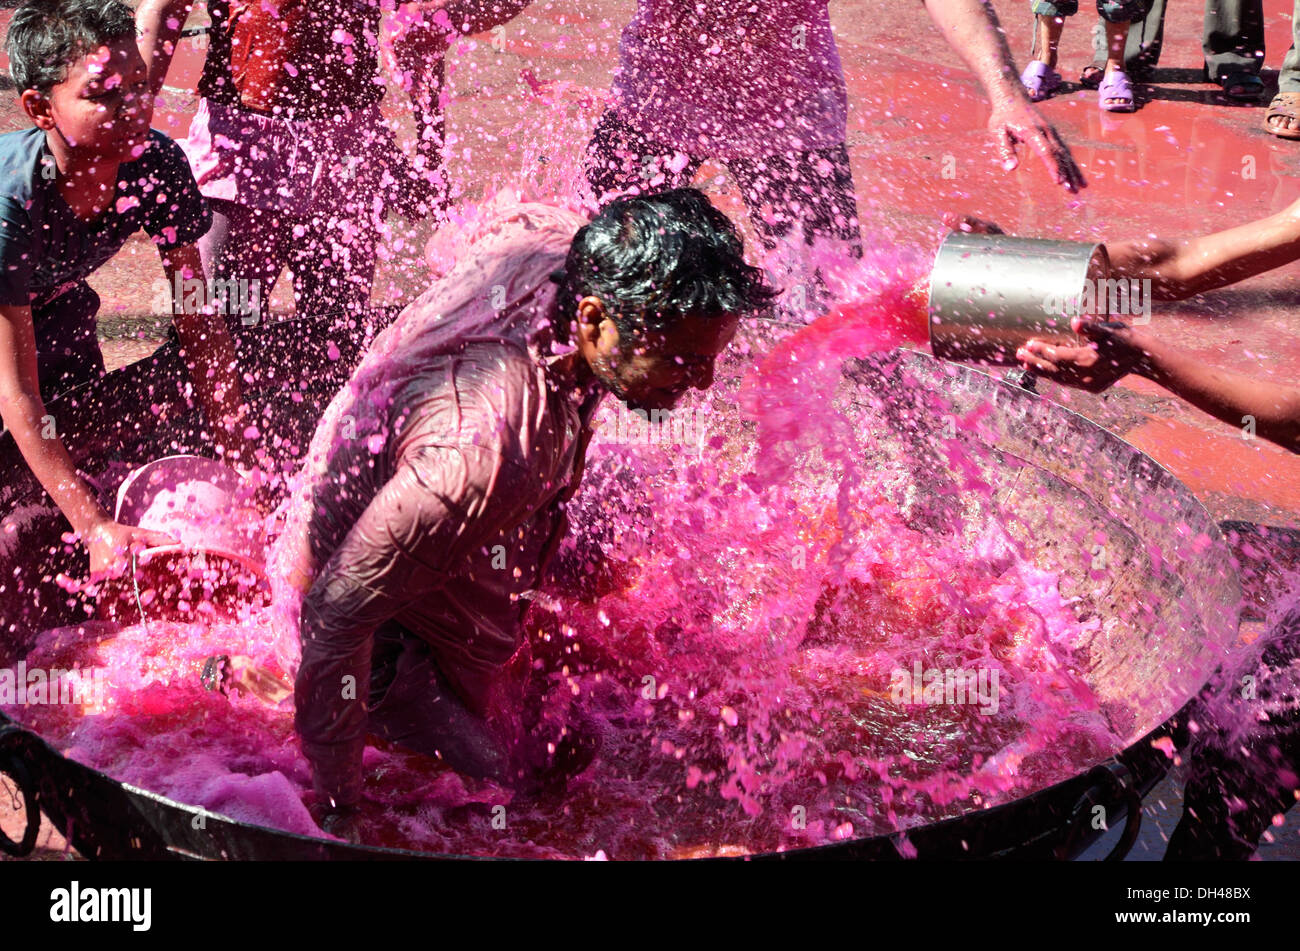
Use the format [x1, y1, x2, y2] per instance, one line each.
[198, 198, 292, 337]
[1097, 1, 1141, 110]
[1029, 4, 1072, 68]
[728, 146, 862, 256]
[33, 281, 105, 402]
[1083, 0, 1162, 86]
[1265, 0, 1300, 138]
[1166, 613, 1300, 859]
[1281, 0, 1300, 93]
[366, 625, 515, 782]
[1204, 0, 1266, 95]
[1125, 0, 1163, 76]
[1024, 4, 1071, 100]
[283, 116, 391, 335]
[286, 200, 379, 336]
[583, 109, 703, 202]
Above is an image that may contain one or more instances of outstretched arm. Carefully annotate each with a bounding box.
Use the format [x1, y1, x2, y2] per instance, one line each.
[1017, 317, 1300, 452]
[921, 0, 1085, 192]
[134, 0, 199, 96]
[1105, 199, 1300, 301]
[0, 304, 175, 575]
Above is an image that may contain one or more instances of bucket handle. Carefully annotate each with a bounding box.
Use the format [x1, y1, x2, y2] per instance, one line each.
[1057, 761, 1142, 861]
[0, 723, 41, 857]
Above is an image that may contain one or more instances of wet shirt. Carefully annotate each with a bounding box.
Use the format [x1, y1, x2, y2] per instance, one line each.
[611, 0, 847, 159]
[286, 200, 602, 804]
[0, 128, 210, 307]
[199, 0, 386, 119]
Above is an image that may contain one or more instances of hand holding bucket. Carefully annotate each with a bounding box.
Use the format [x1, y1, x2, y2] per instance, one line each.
[927, 231, 1112, 366]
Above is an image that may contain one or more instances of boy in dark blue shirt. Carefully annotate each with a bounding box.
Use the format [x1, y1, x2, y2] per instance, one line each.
[0, 0, 247, 578]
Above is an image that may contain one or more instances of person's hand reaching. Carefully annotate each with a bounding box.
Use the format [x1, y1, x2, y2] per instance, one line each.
[987, 96, 1087, 193]
[84, 519, 177, 579]
[1015, 316, 1146, 393]
[942, 213, 1005, 235]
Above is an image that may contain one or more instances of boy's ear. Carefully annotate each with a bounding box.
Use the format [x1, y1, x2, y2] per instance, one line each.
[575, 296, 606, 342]
[575, 297, 623, 356]
[19, 90, 56, 130]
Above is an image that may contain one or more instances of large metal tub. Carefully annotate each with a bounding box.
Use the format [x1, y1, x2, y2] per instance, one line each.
[0, 338, 1242, 860]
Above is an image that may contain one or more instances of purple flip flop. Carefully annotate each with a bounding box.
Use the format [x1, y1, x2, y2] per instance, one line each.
[1020, 60, 1063, 103]
[1099, 69, 1136, 113]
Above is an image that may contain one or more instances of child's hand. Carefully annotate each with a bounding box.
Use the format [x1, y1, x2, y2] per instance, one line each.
[85, 520, 177, 579]
[1015, 317, 1145, 393]
[942, 213, 1004, 235]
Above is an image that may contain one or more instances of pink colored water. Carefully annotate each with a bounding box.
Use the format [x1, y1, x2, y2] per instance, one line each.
[4, 259, 1128, 859]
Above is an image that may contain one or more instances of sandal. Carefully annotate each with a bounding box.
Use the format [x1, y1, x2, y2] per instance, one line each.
[1098, 68, 1136, 113]
[1217, 71, 1265, 102]
[1021, 60, 1063, 103]
[1265, 92, 1300, 140]
[1080, 63, 1104, 88]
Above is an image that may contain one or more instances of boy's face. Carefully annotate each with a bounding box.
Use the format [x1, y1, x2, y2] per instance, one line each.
[23, 35, 153, 162]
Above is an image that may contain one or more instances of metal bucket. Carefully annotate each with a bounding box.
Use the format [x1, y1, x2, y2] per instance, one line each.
[927, 232, 1111, 365]
[0, 340, 1242, 861]
[96, 455, 271, 626]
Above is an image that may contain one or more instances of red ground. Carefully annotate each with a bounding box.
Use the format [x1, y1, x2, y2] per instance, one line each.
[3, 0, 1300, 860]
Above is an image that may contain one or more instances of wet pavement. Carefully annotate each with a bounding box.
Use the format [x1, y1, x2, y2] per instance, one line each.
[3, 0, 1300, 860]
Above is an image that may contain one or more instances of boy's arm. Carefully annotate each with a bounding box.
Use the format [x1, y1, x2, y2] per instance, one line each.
[0, 304, 175, 574]
[135, 0, 200, 96]
[160, 244, 251, 466]
[1106, 200, 1300, 301]
[1017, 318, 1300, 453]
[920, 0, 1085, 192]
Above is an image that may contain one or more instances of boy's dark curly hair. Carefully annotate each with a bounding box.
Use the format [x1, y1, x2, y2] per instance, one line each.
[6, 0, 137, 95]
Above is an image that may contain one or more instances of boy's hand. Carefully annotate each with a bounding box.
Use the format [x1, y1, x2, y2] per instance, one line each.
[1015, 317, 1145, 393]
[85, 519, 177, 579]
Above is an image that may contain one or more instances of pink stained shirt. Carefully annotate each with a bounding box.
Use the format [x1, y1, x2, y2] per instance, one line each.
[610, 0, 848, 160]
[281, 199, 602, 804]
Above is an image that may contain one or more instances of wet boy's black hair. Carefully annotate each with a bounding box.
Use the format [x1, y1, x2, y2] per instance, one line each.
[6, 0, 137, 95]
[556, 187, 777, 342]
